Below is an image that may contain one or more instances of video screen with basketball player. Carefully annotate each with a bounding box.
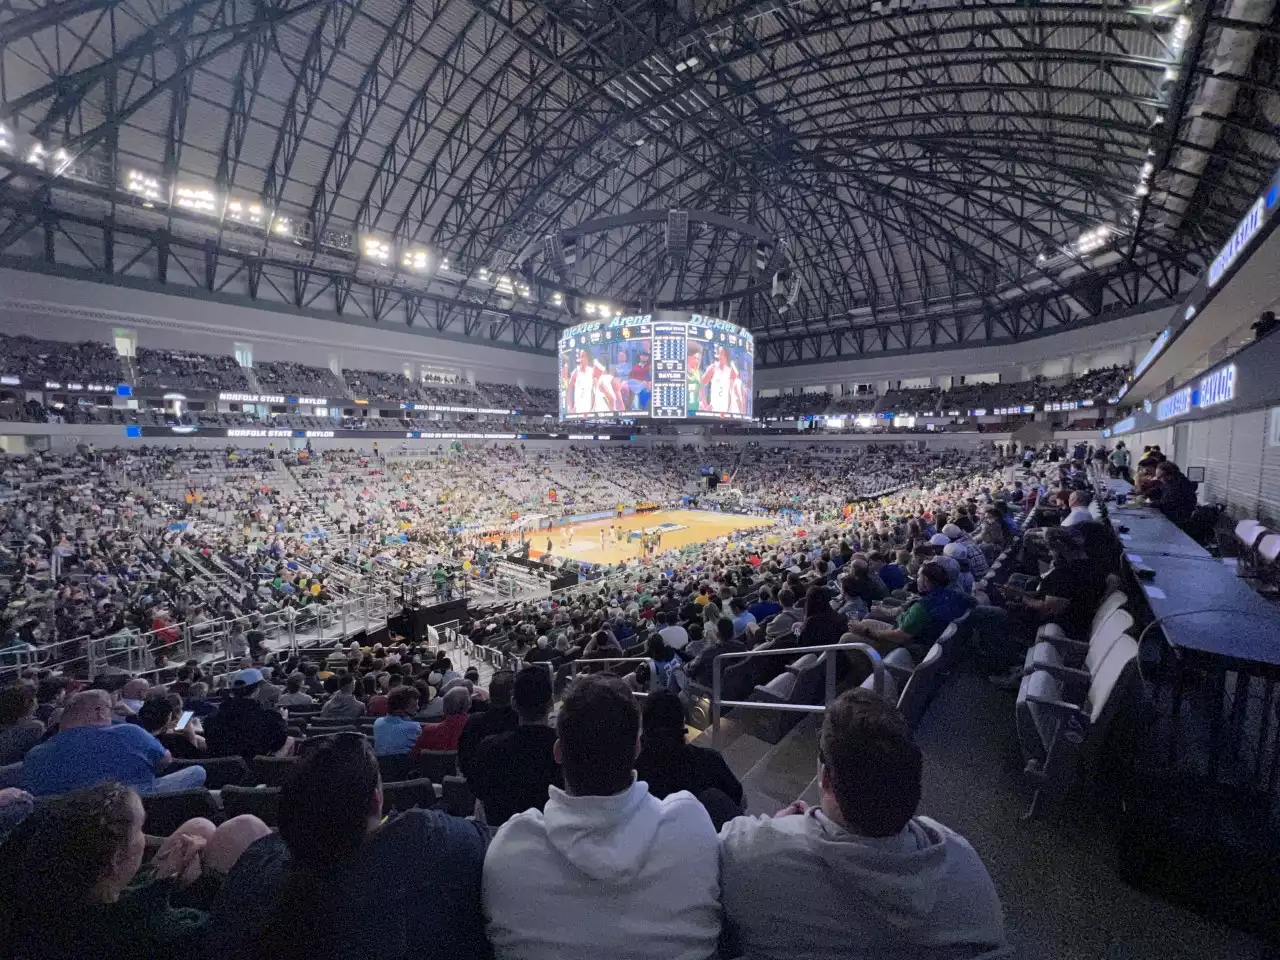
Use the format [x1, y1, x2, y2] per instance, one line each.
[686, 319, 753, 420]
[559, 316, 653, 419]
[558, 313, 751, 420]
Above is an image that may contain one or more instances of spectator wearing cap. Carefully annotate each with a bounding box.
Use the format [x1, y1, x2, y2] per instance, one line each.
[941, 523, 989, 578]
[469, 666, 562, 826]
[483, 675, 721, 960]
[372, 686, 423, 756]
[319, 673, 365, 720]
[926, 532, 963, 588]
[410, 686, 471, 755]
[21, 689, 207, 796]
[204, 668, 292, 762]
[719, 688, 1005, 960]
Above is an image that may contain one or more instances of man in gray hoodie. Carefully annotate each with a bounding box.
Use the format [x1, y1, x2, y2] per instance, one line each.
[719, 687, 1006, 960]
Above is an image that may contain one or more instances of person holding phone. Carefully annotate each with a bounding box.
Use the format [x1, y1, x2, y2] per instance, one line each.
[137, 693, 207, 760]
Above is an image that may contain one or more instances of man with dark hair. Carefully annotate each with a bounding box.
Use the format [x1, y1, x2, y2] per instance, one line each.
[719, 688, 1005, 960]
[320, 672, 366, 720]
[204, 668, 291, 762]
[372, 685, 422, 756]
[457, 669, 517, 779]
[635, 691, 743, 827]
[765, 587, 803, 639]
[1146, 460, 1197, 524]
[468, 666, 560, 826]
[483, 675, 721, 960]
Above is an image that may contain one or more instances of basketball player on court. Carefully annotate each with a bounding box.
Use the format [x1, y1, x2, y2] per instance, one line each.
[699, 345, 746, 415]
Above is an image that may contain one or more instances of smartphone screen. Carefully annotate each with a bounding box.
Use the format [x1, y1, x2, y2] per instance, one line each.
[175, 710, 195, 731]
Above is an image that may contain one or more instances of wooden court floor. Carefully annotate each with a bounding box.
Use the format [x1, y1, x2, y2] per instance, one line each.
[528, 509, 777, 565]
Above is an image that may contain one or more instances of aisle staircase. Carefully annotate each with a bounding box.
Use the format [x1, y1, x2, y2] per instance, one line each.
[695, 715, 822, 814]
[243, 366, 264, 394]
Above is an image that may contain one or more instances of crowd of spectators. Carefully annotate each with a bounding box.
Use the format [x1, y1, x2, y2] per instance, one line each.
[1, 427, 1190, 959]
[0, 335, 121, 384]
[136, 349, 249, 393]
[755, 366, 1131, 420]
[254, 361, 345, 398]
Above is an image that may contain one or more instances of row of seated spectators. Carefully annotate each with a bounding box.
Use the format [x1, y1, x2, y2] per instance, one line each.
[0, 334, 121, 384]
[755, 366, 1131, 420]
[254, 361, 346, 397]
[0, 335, 556, 411]
[136, 348, 249, 393]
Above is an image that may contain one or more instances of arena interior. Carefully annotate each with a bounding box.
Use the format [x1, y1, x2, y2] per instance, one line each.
[1, 0, 1280, 956]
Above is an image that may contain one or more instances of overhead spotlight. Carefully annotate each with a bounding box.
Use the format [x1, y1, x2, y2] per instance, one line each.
[26, 143, 46, 167]
[225, 199, 265, 227]
[552, 292, 564, 306]
[125, 168, 164, 206]
[478, 267, 490, 280]
[272, 216, 292, 236]
[51, 148, 72, 176]
[1135, 184, 1150, 197]
[361, 235, 391, 264]
[0, 123, 13, 153]
[401, 248, 429, 272]
[175, 184, 218, 215]
[440, 257, 451, 271]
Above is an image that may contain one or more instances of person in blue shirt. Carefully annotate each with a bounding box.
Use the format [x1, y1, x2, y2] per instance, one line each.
[22, 689, 207, 797]
[877, 550, 909, 592]
[746, 587, 782, 623]
[729, 597, 757, 638]
[372, 687, 423, 756]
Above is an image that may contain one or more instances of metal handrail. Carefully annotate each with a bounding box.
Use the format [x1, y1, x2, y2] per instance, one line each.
[709, 641, 885, 748]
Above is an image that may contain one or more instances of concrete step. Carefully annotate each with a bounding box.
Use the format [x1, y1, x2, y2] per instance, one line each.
[690, 716, 775, 780]
[736, 714, 822, 810]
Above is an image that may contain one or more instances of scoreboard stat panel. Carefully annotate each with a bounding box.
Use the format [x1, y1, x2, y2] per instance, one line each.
[651, 322, 688, 418]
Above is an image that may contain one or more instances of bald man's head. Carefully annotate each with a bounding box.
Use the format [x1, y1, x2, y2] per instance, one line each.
[60, 689, 113, 730]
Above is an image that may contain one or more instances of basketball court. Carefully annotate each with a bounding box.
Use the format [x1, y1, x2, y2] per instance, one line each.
[529, 509, 776, 565]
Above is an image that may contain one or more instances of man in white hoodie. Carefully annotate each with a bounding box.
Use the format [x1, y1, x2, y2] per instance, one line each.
[719, 687, 1006, 960]
[483, 674, 721, 960]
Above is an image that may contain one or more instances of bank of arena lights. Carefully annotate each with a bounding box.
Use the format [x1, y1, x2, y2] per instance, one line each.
[272, 216, 293, 237]
[552, 292, 564, 306]
[1073, 224, 1116, 256]
[401, 248, 429, 272]
[225, 199, 264, 227]
[175, 184, 217, 215]
[125, 169, 164, 206]
[26, 142, 45, 167]
[0, 123, 12, 153]
[361, 235, 391, 265]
